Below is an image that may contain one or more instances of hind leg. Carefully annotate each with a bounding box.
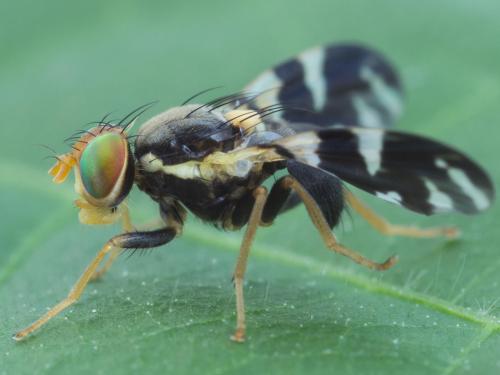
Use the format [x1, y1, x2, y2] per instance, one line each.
[270, 177, 397, 270]
[344, 189, 459, 239]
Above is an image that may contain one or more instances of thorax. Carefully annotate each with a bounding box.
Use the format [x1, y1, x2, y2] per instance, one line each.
[133, 105, 282, 225]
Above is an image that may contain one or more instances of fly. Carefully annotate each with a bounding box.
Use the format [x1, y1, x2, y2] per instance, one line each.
[14, 43, 495, 342]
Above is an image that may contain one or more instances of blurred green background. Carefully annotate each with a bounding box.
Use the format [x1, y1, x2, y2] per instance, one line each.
[1, 1, 499, 374]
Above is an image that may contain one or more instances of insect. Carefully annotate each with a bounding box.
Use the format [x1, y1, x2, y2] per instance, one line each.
[14, 43, 494, 342]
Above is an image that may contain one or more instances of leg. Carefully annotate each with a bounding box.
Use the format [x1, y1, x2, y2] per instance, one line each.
[260, 176, 292, 226]
[287, 160, 344, 228]
[227, 190, 255, 230]
[90, 204, 135, 281]
[89, 247, 121, 281]
[262, 162, 345, 229]
[344, 189, 459, 239]
[231, 187, 268, 343]
[280, 177, 397, 270]
[13, 227, 177, 341]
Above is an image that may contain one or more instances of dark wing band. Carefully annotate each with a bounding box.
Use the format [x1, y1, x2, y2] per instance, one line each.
[269, 127, 494, 215]
[244, 44, 403, 129]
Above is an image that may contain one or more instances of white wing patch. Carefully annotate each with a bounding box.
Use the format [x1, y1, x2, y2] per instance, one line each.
[361, 65, 403, 121]
[298, 47, 327, 111]
[436, 158, 491, 211]
[424, 179, 454, 213]
[448, 166, 490, 211]
[353, 128, 383, 175]
[351, 65, 403, 128]
[245, 70, 282, 119]
[375, 191, 403, 204]
[352, 95, 384, 128]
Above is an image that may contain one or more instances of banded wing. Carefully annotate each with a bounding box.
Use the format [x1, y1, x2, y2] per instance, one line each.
[263, 127, 494, 215]
[244, 44, 404, 129]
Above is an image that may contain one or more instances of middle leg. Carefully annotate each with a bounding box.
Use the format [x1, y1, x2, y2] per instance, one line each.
[231, 186, 268, 343]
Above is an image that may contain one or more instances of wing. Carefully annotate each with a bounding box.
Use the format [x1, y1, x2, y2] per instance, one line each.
[243, 43, 403, 129]
[254, 127, 494, 215]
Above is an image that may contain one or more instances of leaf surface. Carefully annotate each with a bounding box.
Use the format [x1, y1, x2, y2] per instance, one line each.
[1, 1, 499, 374]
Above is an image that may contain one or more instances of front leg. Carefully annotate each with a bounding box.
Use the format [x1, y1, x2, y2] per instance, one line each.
[90, 204, 135, 281]
[13, 227, 178, 341]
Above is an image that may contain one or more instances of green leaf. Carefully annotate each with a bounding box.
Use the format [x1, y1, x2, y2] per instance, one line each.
[1, 1, 499, 374]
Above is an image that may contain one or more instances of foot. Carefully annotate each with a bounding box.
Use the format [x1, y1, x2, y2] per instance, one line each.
[89, 268, 106, 282]
[442, 226, 461, 239]
[230, 328, 246, 343]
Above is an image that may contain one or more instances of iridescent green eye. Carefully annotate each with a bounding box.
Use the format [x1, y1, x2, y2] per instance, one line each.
[79, 133, 128, 202]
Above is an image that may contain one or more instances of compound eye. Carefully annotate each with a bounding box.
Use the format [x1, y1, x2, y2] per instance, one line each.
[79, 133, 128, 202]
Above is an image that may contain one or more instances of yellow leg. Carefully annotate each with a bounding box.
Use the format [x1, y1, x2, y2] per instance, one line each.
[231, 187, 268, 343]
[90, 205, 134, 281]
[13, 240, 117, 341]
[89, 248, 122, 281]
[286, 177, 397, 270]
[344, 189, 459, 239]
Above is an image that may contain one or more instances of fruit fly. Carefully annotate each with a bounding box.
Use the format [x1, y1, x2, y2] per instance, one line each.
[14, 43, 495, 342]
